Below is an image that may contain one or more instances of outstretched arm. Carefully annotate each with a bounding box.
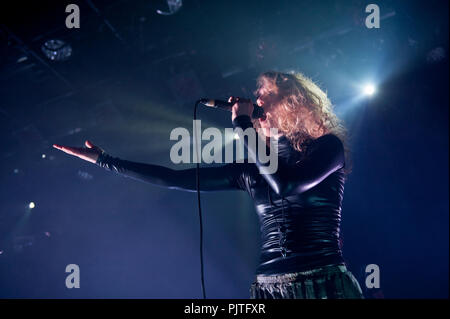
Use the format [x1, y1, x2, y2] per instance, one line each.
[96, 152, 244, 192]
[53, 140, 245, 193]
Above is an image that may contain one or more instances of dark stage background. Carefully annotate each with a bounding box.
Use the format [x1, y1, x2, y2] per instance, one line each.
[0, 0, 448, 298]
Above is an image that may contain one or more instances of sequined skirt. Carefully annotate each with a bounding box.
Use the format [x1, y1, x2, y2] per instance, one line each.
[249, 264, 364, 299]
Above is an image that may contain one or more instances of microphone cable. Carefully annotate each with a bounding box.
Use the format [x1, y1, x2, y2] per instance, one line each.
[192, 97, 263, 299]
[193, 99, 206, 299]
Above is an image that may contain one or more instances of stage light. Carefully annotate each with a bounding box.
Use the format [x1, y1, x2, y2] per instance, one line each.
[42, 154, 46, 159]
[156, 0, 182, 15]
[41, 39, 72, 61]
[363, 83, 376, 96]
[28, 202, 35, 209]
[234, 133, 240, 140]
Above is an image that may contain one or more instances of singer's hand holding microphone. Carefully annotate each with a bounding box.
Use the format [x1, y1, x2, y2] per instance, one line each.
[228, 96, 254, 122]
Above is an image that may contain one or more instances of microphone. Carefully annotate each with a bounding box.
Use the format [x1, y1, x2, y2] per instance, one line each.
[199, 98, 266, 120]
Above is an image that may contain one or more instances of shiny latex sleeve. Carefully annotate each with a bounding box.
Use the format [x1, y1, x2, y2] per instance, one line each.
[95, 153, 245, 193]
[232, 114, 345, 197]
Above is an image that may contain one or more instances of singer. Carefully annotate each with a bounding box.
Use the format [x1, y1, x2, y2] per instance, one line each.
[53, 71, 364, 299]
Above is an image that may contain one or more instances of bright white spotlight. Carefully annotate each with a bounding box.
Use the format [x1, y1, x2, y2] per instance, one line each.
[363, 84, 376, 96]
[28, 202, 35, 209]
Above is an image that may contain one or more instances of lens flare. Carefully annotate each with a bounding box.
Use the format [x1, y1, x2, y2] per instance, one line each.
[363, 84, 376, 96]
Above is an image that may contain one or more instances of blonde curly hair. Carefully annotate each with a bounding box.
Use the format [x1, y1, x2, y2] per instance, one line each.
[253, 70, 352, 175]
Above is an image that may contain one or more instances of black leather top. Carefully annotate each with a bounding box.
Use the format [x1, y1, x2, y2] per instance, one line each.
[96, 115, 347, 275]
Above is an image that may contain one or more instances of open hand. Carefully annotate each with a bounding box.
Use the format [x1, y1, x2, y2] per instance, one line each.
[53, 140, 104, 164]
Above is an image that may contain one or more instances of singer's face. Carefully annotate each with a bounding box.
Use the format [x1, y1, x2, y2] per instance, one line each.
[256, 86, 282, 138]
